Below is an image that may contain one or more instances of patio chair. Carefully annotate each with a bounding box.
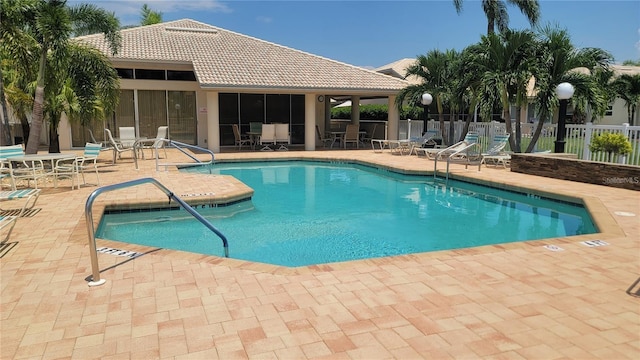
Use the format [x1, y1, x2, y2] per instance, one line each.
[54, 142, 102, 189]
[260, 124, 276, 151]
[105, 129, 135, 164]
[360, 123, 378, 144]
[118, 127, 136, 148]
[0, 145, 44, 189]
[315, 125, 333, 148]
[0, 188, 41, 217]
[343, 124, 360, 149]
[1, 215, 17, 244]
[274, 123, 290, 151]
[232, 124, 251, 150]
[138, 126, 169, 159]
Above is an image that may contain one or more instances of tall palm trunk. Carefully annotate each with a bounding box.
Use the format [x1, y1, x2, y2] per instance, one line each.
[25, 49, 47, 154]
[0, 73, 12, 145]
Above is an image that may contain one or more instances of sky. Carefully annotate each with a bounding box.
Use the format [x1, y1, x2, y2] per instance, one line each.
[71, 0, 640, 69]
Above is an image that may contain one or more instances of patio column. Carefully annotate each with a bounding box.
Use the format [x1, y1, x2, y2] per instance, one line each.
[206, 91, 220, 152]
[388, 95, 399, 140]
[305, 94, 316, 150]
[351, 96, 360, 128]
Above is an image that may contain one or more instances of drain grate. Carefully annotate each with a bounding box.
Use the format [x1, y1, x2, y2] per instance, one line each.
[97, 247, 143, 258]
[580, 240, 609, 247]
[0, 241, 17, 258]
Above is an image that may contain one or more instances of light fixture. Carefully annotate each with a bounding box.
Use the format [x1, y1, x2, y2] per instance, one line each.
[554, 83, 574, 153]
[421, 93, 433, 134]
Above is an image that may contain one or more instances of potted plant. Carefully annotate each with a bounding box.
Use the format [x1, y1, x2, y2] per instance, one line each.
[589, 132, 633, 163]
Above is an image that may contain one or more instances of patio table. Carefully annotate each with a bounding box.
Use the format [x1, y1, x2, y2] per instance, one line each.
[7, 153, 77, 189]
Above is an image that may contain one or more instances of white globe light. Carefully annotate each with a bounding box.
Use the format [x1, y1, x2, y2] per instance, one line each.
[555, 82, 575, 100]
[421, 93, 433, 106]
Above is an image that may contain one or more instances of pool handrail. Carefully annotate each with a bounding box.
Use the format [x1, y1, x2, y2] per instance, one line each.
[85, 177, 229, 287]
[133, 139, 215, 172]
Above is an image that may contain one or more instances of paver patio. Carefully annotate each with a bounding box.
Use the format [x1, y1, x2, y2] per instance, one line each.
[1, 148, 638, 359]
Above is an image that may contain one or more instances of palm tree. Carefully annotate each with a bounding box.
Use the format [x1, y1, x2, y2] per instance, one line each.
[396, 49, 460, 145]
[527, 26, 611, 152]
[2, 0, 121, 154]
[140, 3, 163, 26]
[465, 30, 538, 152]
[453, 0, 540, 35]
[612, 74, 640, 126]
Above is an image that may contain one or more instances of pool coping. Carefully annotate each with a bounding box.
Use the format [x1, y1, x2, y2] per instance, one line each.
[76, 155, 626, 277]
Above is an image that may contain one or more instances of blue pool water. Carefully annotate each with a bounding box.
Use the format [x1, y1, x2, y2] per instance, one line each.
[96, 161, 596, 267]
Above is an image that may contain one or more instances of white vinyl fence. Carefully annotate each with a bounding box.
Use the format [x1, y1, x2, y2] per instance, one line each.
[397, 120, 640, 165]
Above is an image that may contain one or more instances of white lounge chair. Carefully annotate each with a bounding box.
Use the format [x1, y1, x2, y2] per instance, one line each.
[479, 134, 511, 170]
[1, 214, 17, 244]
[0, 188, 41, 217]
[418, 131, 480, 160]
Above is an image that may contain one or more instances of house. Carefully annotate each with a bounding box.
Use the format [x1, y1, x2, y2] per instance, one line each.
[60, 19, 409, 151]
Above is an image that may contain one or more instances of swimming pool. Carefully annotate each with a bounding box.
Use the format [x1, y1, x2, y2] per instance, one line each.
[96, 161, 597, 267]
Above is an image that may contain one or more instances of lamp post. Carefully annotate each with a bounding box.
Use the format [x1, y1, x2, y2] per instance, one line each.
[421, 92, 433, 135]
[554, 82, 574, 153]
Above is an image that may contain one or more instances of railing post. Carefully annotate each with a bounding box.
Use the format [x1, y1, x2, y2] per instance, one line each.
[582, 122, 593, 160]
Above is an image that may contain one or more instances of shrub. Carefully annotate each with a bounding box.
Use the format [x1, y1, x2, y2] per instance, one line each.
[330, 104, 425, 120]
[589, 132, 632, 161]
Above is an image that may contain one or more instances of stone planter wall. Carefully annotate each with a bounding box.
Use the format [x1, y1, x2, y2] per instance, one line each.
[510, 153, 640, 191]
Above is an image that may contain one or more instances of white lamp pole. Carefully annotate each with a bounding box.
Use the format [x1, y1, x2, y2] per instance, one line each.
[554, 82, 575, 153]
[421, 93, 433, 135]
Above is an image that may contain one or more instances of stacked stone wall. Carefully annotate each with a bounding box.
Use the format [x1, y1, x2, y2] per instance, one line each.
[510, 154, 640, 191]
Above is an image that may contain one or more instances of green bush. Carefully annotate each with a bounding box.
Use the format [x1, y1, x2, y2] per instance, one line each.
[330, 104, 425, 120]
[589, 132, 632, 160]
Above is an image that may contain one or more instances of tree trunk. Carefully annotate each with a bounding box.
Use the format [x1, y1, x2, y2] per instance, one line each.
[20, 116, 30, 148]
[25, 86, 45, 154]
[525, 110, 549, 153]
[48, 123, 60, 153]
[0, 73, 13, 145]
[514, 106, 522, 153]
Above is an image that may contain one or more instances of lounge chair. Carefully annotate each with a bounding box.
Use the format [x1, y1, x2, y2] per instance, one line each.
[232, 124, 251, 150]
[388, 129, 441, 156]
[260, 124, 276, 151]
[1, 214, 17, 244]
[105, 129, 135, 163]
[0, 188, 41, 217]
[478, 134, 511, 170]
[418, 131, 480, 160]
[274, 123, 290, 151]
[54, 143, 102, 189]
[411, 130, 442, 156]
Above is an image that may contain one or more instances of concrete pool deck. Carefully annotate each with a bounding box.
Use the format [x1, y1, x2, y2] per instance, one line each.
[1, 148, 638, 359]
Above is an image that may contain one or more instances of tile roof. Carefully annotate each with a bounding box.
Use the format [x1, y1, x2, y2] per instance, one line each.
[75, 19, 409, 93]
[375, 58, 422, 85]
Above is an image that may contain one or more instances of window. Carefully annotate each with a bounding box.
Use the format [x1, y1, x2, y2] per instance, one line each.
[605, 105, 613, 116]
[116, 68, 134, 79]
[135, 69, 166, 80]
[167, 70, 197, 81]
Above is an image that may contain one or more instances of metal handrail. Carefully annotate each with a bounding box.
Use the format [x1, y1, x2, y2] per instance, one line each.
[85, 178, 229, 287]
[445, 143, 479, 181]
[133, 139, 215, 172]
